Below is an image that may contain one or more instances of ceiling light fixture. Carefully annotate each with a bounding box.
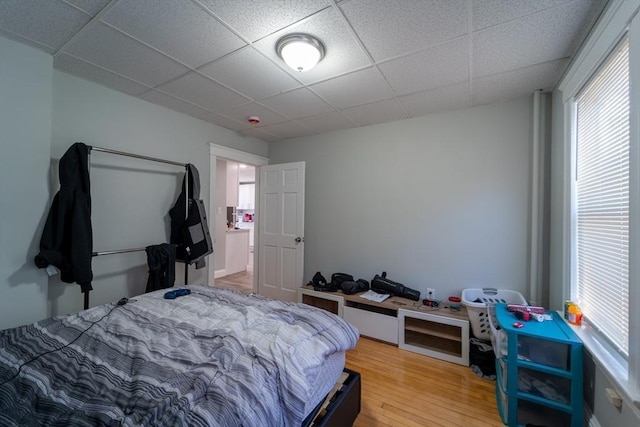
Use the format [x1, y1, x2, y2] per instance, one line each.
[276, 33, 325, 72]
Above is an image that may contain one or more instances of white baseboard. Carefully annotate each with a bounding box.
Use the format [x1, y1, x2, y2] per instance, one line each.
[214, 269, 227, 279]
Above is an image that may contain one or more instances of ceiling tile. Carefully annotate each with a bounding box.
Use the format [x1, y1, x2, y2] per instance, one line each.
[199, 47, 300, 101]
[252, 6, 371, 84]
[0, 0, 603, 142]
[472, 0, 572, 31]
[473, 59, 568, 105]
[63, 23, 189, 87]
[260, 88, 334, 119]
[212, 102, 288, 127]
[102, 0, 246, 68]
[399, 82, 470, 117]
[379, 37, 469, 96]
[0, 28, 56, 54]
[156, 72, 250, 112]
[473, 2, 600, 77]
[295, 111, 356, 134]
[65, 0, 111, 16]
[200, 112, 252, 132]
[138, 89, 211, 118]
[239, 127, 281, 142]
[255, 121, 314, 140]
[54, 54, 150, 96]
[342, 98, 407, 126]
[310, 67, 395, 108]
[0, 0, 91, 51]
[340, 0, 467, 61]
[198, 0, 330, 42]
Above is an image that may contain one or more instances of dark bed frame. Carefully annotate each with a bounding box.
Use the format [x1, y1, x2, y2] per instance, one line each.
[302, 368, 361, 427]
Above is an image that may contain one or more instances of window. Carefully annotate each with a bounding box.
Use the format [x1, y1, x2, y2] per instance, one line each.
[573, 36, 630, 358]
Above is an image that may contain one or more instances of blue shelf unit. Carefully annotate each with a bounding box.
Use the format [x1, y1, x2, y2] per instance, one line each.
[493, 303, 583, 427]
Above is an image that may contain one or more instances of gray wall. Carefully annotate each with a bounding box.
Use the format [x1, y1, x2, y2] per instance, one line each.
[0, 38, 52, 330]
[48, 71, 267, 316]
[0, 35, 269, 326]
[270, 97, 533, 300]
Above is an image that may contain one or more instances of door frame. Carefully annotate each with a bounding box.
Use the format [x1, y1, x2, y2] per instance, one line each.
[208, 143, 268, 292]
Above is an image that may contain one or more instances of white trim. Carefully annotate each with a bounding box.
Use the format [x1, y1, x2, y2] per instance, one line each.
[628, 10, 640, 403]
[559, 0, 639, 101]
[563, 101, 575, 302]
[208, 143, 268, 166]
[562, 8, 640, 408]
[208, 143, 268, 292]
[214, 269, 227, 279]
[584, 402, 602, 427]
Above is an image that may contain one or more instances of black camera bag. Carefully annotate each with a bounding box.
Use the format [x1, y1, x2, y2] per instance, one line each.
[370, 272, 420, 301]
[330, 273, 353, 290]
[310, 271, 337, 292]
[341, 279, 370, 295]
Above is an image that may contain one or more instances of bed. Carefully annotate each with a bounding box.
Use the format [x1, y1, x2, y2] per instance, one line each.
[0, 285, 360, 426]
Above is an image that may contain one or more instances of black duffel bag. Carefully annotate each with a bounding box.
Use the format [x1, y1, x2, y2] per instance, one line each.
[341, 279, 370, 295]
[371, 272, 420, 301]
[330, 272, 354, 290]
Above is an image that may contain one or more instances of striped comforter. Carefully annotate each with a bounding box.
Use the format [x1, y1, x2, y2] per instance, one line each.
[0, 286, 359, 426]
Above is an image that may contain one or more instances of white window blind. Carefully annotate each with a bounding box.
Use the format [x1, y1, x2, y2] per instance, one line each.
[575, 36, 630, 357]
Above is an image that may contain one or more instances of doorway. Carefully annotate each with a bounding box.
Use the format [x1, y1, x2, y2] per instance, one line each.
[208, 144, 268, 294]
[216, 161, 255, 293]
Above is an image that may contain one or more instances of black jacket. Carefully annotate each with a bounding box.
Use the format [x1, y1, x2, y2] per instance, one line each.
[34, 142, 93, 292]
[145, 244, 176, 293]
[169, 164, 212, 269]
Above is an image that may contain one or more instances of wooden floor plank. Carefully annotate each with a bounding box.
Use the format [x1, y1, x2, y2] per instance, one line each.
[346, 337, 503, 426]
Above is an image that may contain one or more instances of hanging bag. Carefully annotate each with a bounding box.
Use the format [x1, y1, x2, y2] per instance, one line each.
[169, 164, 213, 269]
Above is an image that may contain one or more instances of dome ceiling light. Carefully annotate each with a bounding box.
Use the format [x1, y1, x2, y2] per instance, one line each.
[276, 33, 325, 72]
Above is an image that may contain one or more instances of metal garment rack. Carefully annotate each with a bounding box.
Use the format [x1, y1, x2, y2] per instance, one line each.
[86, 145, 189, 309]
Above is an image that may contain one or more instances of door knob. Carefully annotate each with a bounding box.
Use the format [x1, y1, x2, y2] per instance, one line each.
[295, 236, 304, 243]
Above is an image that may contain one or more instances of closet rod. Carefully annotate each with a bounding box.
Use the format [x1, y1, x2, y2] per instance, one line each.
[88, 145, 187, 167]
[86, 144, 191, 311]
[92, 247, 146, 257]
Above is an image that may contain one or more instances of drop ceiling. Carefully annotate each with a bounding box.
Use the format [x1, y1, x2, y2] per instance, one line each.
[0, 0, 605, 142]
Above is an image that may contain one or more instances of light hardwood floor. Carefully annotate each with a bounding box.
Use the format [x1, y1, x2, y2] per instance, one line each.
[345, 337, 503, 427]
[215, 252, 254, 293]
[215, 270, 502, 426]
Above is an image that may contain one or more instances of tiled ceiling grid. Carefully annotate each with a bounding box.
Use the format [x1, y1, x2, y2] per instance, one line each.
[0, 0, 605, 142]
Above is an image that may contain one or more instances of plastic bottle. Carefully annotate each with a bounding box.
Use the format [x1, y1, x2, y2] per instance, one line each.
[567, 303, 582, 326]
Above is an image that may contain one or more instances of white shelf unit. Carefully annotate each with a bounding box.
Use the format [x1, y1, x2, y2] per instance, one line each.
[343, 302, 399, 345]
[298, 287, 344, 317]
[298, 286, 471, 363]
[398, 308, 470, 366]
[299, 286, 403, 344]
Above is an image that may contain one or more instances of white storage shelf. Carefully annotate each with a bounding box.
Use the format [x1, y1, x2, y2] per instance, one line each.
[398, 309, 470, 366]
[344, 304, 398, 345]
[298, 286, 399, 344]
[298, 286, 470, 366]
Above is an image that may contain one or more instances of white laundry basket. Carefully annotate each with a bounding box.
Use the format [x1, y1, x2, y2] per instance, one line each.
[462, 288, 527, 341]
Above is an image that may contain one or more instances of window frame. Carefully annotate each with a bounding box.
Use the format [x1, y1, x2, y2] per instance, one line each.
[558, 0, 640, 409]
[571, 34, 630, 359]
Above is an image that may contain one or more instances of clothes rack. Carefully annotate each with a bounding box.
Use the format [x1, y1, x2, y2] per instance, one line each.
[87, 145, 189, 309]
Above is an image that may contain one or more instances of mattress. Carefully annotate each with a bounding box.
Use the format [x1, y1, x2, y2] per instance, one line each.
[0, 285, 359, 426]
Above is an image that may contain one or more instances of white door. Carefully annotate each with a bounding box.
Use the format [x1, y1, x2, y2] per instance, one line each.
[258, 162, 305, 301]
